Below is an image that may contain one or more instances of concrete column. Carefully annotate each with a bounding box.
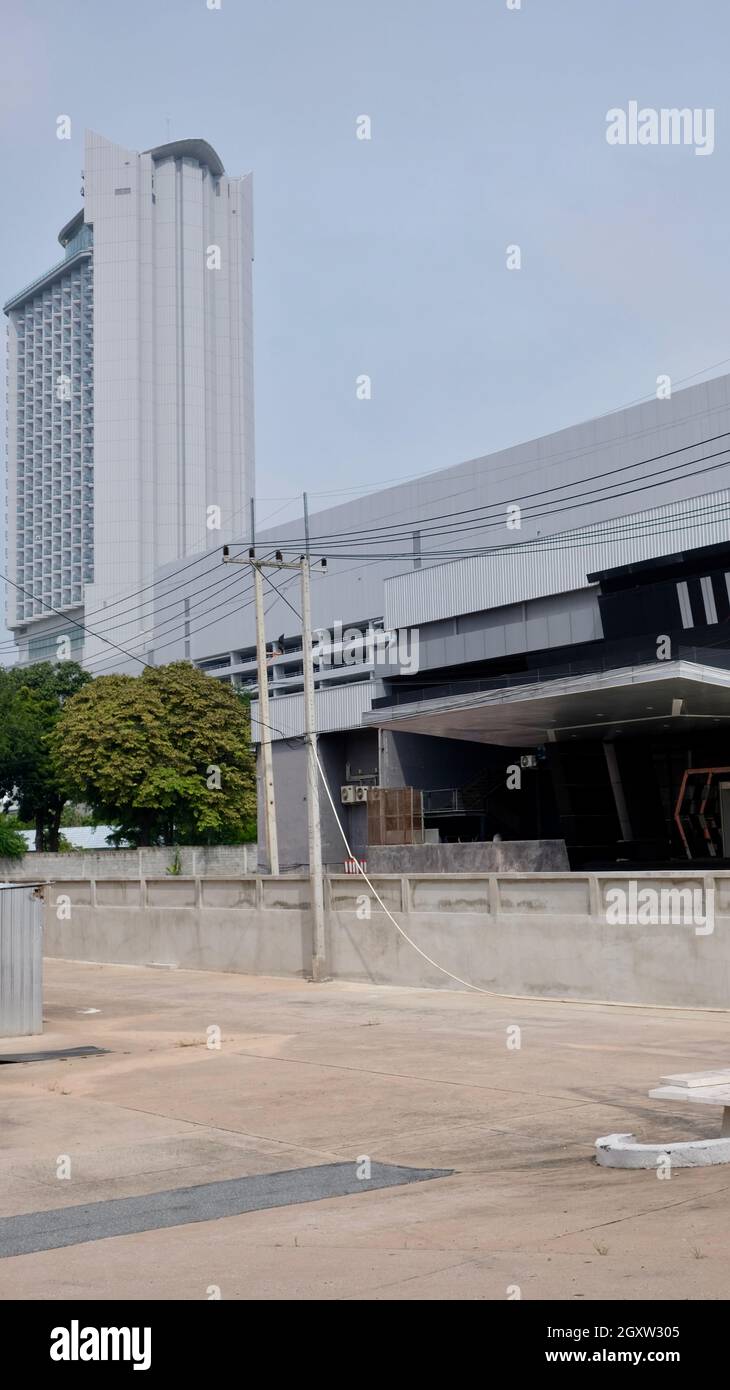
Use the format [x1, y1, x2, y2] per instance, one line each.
[603, 741, 633, 842]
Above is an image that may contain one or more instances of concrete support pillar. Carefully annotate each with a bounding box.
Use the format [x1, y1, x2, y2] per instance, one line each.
[603, 741, 633, 842]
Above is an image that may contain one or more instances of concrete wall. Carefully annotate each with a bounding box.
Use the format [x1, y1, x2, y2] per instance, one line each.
[366, 841, 569, 873]
[42, 870, 730, 1010]
[0, 844, 258, 881]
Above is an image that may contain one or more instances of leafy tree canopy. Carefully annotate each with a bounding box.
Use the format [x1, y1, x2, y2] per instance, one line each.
[52, 662, 256, 846]
[0, 661, 91, 850]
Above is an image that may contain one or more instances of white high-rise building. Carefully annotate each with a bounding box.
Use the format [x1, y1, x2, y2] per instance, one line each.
[4, 131, 254, 667]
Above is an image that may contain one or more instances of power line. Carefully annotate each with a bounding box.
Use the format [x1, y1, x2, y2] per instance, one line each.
[264, 457, 730, 557]
[0, 542, 239, 650]
[7, 426, 730, 660]
[0, 563, 250, 659]
[2, 544, 289, 675]
[258, 564, 302, 621]
[0, 542, 235, 653]
[8, 485, 730, 683]
[255, 358, 730, 506]
[10, 496, 730, 680]
[1, 572, 158, 670]
[79, 572, 251, 674]
[88, 567, 301, 678]
[13, 438, 725, 662]
[262, 433, 730, 549]
[248, 497, 730, 565]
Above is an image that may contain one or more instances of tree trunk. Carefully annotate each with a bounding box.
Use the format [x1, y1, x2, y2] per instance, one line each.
[47, 802, 64, 854]
[35, 811, 44, 853]
[137, 811, 154, 847]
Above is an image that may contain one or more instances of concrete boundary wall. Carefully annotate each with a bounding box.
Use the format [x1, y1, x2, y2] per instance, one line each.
[41, 871, 730, 1009]
[0, 844, 258, 881]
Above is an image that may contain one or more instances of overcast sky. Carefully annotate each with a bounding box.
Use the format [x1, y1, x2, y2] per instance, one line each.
[2, 0, 730, 596]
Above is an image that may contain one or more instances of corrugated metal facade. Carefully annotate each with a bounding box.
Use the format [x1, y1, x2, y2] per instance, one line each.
[252, 680, 374, 742]
[0, 884, 43, 1037]
[384, 488, 730, 630]
[154, 373, 730, 673]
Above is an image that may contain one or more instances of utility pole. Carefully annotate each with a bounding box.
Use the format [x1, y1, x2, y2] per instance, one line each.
[299, 495, 327, 976]
[299, 550, 326, 980]
[252, 560, 279, 875]
[222, 545, 279, 876]
[224, 544, 327, 978]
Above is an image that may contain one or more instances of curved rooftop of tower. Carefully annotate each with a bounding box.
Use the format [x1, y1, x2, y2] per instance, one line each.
[144, 139, 225, 178]
[58, 209, 85, 248]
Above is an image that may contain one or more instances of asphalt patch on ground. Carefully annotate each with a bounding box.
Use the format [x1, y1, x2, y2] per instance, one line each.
[0, 1161, 454, 1257]
[0, 1046, 109, 1064]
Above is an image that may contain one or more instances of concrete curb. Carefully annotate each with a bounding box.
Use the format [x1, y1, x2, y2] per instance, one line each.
[595, 1131, 730, 1168]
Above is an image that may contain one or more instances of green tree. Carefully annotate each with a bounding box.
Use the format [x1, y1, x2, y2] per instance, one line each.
[52, 662, 257, 846]
[0, 815, 27, 860]
[0, 661, 91, 851]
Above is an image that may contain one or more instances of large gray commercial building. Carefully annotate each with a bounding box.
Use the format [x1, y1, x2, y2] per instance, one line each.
[150, 373, 730, 872]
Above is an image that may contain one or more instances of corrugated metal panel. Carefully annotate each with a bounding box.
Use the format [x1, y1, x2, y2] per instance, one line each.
[385, 489, 730, 629]
[251, 681, 374, 743]
[0, 884, 43, 1037]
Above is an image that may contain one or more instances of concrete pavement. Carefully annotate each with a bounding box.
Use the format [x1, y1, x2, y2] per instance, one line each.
[1, 960, 730, 1299]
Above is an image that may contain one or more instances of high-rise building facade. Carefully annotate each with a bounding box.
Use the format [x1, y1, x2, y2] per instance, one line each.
[4, 131, 254, 666]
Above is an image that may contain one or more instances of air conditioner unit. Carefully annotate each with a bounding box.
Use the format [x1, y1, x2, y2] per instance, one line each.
[341, 785, 356, 804]
[520, 754, 538, 770]
[355, 785, 369, 802]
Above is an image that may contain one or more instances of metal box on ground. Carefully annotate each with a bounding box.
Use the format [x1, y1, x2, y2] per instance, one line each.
[0, 883, 43, 1037]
